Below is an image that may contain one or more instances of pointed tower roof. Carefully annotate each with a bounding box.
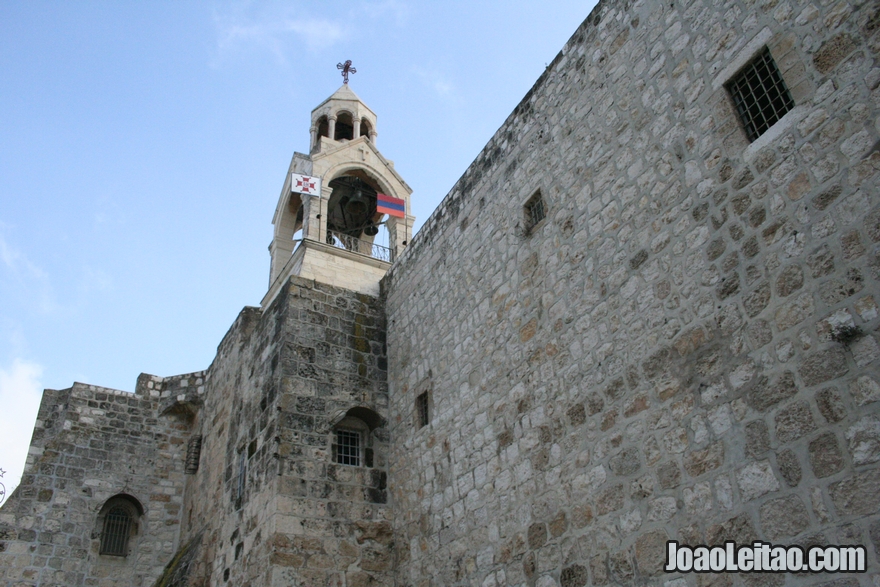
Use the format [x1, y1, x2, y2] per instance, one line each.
[329, 83, 360, 101]
[312, 84, 375, 118]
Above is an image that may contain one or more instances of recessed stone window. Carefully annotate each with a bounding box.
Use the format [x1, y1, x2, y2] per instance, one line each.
[98, 496, 141, 557]
[334, 429, 361, 466]
[416, 392, 429, 428]
[727, 47, 794, 142]
[524, 190, 546, 232]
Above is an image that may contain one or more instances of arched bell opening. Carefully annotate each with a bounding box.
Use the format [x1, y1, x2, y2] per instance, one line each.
[326, 173, 393, 261]
[288, 192, 305, 244]
[334, 111, 354, 141]
[316, 115, 329, 138]
[360, 118, 373, 140]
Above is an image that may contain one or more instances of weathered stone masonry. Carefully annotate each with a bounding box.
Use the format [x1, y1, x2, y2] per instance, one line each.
[383, 0, 880, 585]
[0, 374, 203, 586]
[176, 277, 392, 587]
[2, 0, 880, 585]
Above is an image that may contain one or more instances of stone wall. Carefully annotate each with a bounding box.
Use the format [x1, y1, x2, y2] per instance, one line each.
[172, 276, 393, 587]
[0, 373, 204, 587]
[383, 0, 880, 586]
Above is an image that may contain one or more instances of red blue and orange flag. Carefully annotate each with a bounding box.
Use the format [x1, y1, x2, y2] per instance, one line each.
[377, 193, 405, 218]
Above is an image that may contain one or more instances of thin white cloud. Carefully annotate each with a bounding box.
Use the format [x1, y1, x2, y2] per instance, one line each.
[358, 0, 410, 26]
[0, 232, 57, 314]
[413, 67, 459, 103]
[284, 18, 346, 52]
[0, 233, 48, 281]
[78, 265, 114, 295]
[210, 0, 409, 67]
[0, 358, 44, 498]
[211, 3, 348, 67]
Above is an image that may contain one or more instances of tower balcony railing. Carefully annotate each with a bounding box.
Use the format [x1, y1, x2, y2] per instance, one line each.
[327, 230, 393, 263]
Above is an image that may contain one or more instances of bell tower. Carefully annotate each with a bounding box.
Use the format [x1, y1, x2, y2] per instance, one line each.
[263, 74, 414, 307]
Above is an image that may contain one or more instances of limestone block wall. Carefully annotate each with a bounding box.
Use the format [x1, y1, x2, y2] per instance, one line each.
[283, 241, 391, 299]
[174, 276, 392, 587]
[0, 373, 204, 587]
[268, 277, 393, 587]
[174, 304, 281, 587]
[383, 0, 880, 586]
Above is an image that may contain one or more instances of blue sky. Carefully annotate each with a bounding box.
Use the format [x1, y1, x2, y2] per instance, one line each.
[0, 1, 598, 493]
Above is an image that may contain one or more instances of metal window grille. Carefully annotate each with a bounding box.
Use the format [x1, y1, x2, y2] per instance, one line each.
[525, 192, 546, 230]
[334, 429, 361, 466]
[727, 47, 794, 142]
[185, 434, 202, 475]
[100, 506, 133, 556]
[416, 392, 429, 428]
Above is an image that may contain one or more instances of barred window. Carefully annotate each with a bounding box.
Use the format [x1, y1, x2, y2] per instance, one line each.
[334, 429, 361, 466]
[524, 190, 546, 231]
[416, 392, 430, 428]
[99, 498, 140, 556]
[727, 47, 794, 142]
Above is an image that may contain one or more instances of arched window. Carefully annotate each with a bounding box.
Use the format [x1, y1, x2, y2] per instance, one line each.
[316, 115, 329, 138]
[98, 495, 142, 557]
[335, 111, 354, 140]
[360, 119, 373, 140]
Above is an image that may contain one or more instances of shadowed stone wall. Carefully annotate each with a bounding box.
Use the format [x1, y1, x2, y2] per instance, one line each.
[0, 374, 204, 587]
[0, 276, 391, 587]
[383, 0, 880, 585]
[172, 276, 392, 587]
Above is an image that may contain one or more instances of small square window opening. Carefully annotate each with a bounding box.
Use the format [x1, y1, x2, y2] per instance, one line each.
[416, 392, 429, 428]
[334, 429, 361, 466]
[727, 47, 794, 142]
[524, 191, 546, 231]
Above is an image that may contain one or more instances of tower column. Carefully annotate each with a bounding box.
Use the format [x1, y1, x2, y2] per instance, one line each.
[386, 214, 414, 260]
[301, 192, 325, 242]
[309, 126, 317, 152]
[268, 237, 296, 286]
[328, 116, 337, 141]
[369, 129, 377, 145]
[352, 118, 361, 138]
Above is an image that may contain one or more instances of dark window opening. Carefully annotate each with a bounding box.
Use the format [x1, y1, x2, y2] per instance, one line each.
[727, 47, 794, 142]
[360, 119, 373, 139]
[100, 506, 134, 556]
[417, 392, 429, 428]
[335, 112, 354, 141]
[317, 116, 329, 138]
[524, 190, 546, 231]
[334, 429, 361, 466]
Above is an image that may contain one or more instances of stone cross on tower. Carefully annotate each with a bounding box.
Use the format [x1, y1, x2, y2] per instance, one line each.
[337, 60, 356, 84]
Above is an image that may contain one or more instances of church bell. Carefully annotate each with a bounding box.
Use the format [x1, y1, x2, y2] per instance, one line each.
[345, 189, 368, 216]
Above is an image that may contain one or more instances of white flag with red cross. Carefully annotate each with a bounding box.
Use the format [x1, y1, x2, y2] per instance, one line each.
[291, 173, 321, 196]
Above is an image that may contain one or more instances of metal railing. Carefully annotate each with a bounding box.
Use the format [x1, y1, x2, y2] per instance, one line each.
[327, 231, 393, 263]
